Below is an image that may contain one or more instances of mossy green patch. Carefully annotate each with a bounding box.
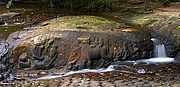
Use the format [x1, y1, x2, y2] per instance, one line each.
[41, 16, 122, 32]
[66, 16, 120, 31]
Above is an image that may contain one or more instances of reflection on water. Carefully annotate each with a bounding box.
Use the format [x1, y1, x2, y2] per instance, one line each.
[0, 3, 86, 40]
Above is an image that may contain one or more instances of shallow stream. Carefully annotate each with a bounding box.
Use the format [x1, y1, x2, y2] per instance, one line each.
[0, 3, 179, 87]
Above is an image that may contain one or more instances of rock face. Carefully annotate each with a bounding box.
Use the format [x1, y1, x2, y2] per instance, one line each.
[6, 16, 153, 71]
[121, 14, 180, 58]
[0, 12, 21, 22]
[0, 41, 12, 81]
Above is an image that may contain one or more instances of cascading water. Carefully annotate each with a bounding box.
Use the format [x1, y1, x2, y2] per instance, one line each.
[151, 38, 167, 57]
[133, 38, 174, 64]
[155, 44, 167, 57]
[140, 38, 174, 63]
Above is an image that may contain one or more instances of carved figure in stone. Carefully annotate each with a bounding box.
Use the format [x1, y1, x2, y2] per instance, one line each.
[0, 41, 12, 81]
[0, 41, 9, 60]
[19, 52, 30, 68]
[66, 43, 81, 70]
[86, 38, 110, 69]
[114, 42, 130, 61]
[30, 39, 58, 70]
[66, 37, 110, 70]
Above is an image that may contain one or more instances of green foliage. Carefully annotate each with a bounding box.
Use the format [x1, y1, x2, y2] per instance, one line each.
[42, 0, 125, 12]
[177, 25, 180, 29]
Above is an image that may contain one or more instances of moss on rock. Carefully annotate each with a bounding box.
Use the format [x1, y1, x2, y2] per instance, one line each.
[38, 16, 123, 32]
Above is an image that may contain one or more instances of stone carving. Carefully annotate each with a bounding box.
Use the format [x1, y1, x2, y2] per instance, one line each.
[6, 16, 156, 72]
[0, 41, 9, 58]
[32, 47, 57, 70]
[0, 41, 12, 81]
[66, 37, 110, 70]
[30, 39, 58, 70]
[19, 52, 30, 68]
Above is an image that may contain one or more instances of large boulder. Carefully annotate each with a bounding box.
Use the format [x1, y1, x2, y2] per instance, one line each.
[6, 16, 153, 71]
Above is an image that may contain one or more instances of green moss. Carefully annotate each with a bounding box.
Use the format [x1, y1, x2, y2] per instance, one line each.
[40, 16, 122, 32]
[63, 16, 120, 31]
[41, 0, 125, 11]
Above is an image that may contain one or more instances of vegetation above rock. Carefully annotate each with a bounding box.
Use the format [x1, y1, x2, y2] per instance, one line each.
[6, 0, 180, 12]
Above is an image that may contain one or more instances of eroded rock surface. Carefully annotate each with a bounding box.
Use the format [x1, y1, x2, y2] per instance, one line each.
[103, 3, 180, 59]
[6, 16, 153, 71]
[124, 14, 180, 58]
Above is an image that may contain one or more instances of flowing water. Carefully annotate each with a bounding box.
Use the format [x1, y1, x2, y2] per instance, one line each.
[0, 3, 179, 86]
[155, 44, 167, 57]
[33, 38, 177, 81]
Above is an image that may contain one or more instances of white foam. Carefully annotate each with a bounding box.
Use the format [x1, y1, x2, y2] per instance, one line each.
[145, 57, 174, 63]
[0, 22, 8, 26]
[36, 74, 63, 80]
[13, 22, 25, 25]
[36, 65, 115, 80]
[150, 38, 157, 41]
[134, 57, 174, 65]
[101, 65, 115, 72]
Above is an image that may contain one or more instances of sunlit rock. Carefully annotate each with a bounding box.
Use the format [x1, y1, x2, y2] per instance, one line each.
[6, 16, 153, 71]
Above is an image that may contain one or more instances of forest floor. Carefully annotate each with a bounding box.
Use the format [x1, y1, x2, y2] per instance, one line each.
[153, 2, 180, 16]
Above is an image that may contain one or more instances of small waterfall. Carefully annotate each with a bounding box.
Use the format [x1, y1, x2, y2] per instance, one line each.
[155, 44, 167, 57]
[131, 38, 175, 64]
[151, 38, 167, 57]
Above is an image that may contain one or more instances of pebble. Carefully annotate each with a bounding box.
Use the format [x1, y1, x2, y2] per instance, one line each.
[172, 83, 180, 87]
[137, 85, 144, 87]
[101, 81, 115, 87]
[127, 84, 135, 87]
[114, 80, 125, 83]
[152, 83, 162, 86]
[137, 78, 144, 81]
[4, 65, 180, 87]
[31, 82, 39, 87]
[134, 82, 145, 86]
[90, 81, 100, 86]
[143, 84, 151, 87]
[116, 82, 127, 86]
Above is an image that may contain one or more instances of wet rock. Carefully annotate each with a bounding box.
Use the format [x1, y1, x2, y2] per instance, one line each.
[143, 84, 151, 87]
[0, 74, 4, 81]
[6, 16, 152, 71]
[137, 69, 146, 74]
[175, 52, 180, 61]
[0, 1, 6, 5]
[0, 12, 21, 22]
[121, 14, 180, 58]
[19, 52, 30, 68]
